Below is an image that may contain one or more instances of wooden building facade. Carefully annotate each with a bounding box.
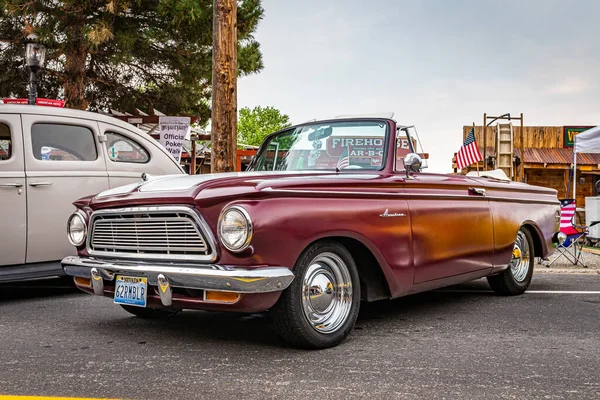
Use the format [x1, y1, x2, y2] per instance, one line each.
[455, 125, 600, 207]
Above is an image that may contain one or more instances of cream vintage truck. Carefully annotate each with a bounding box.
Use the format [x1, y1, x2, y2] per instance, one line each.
[0, 104, 184, 282]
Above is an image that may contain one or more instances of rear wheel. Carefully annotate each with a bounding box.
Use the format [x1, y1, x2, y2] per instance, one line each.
[487, 228, 534, 295]
[120, 305, 180, 319]
[271, 240, 361, 349]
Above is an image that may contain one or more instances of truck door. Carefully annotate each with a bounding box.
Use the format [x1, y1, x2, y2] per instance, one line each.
[21, 115, 109, 263]
[0, 114, 26, 266]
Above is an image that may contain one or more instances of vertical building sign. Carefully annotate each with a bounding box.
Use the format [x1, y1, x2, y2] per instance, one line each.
[159, 116, 190, 163]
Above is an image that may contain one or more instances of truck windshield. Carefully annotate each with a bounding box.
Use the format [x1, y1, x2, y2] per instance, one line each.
[248, 120, 389, 171]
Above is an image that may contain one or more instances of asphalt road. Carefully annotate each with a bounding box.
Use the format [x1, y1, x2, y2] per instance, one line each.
[1, 273, 599, 400]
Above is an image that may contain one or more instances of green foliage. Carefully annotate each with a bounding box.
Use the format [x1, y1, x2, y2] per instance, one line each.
[0, 0, 264, 123]
[238, 105, 291, 146]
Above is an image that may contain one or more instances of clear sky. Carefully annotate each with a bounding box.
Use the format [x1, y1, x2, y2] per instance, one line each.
[238, 0, 600, 172]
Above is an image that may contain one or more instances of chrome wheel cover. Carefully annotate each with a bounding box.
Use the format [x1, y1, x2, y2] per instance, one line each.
[301, 252, 353, 334]
[510, 231, 530, 283]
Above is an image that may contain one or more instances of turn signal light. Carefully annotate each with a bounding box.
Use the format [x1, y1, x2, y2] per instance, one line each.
[74, 276, 91, 288]
[204, 291, 241, 303]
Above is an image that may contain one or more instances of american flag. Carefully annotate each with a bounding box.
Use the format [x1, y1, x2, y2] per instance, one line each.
[456, 128, 483, 170]
[336, 146, 350, 169]
[559, 199, 579, 236]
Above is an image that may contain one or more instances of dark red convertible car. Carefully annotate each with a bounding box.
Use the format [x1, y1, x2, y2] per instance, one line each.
[62, 116, 561, 348]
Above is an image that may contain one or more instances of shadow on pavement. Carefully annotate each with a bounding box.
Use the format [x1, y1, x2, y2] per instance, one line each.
[0, 276, 80, 302]
[70, 279, 496, 350]
[0, 275, 497, 350]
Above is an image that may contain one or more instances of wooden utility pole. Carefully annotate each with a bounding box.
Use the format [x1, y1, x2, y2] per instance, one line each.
[211, 0, 237, 173]
[483, 113, 487, 170]
[520, 112, 524, 182]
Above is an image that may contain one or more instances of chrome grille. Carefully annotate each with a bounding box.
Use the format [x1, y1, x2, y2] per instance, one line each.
[89, 208, 212, 259]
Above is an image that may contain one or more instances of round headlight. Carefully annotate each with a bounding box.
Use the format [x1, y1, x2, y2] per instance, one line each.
[67, 211, 87, 247]
[557, 232, 567, 245]
[218, 206, 252, 252]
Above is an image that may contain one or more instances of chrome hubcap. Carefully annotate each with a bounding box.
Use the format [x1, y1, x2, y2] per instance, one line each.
[301, 252, 353, 334]
[510, 231, 530, 283]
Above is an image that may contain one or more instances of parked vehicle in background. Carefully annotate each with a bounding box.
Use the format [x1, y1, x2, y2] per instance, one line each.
[0, 105, 184, 282]
[61, 115, 561, 349]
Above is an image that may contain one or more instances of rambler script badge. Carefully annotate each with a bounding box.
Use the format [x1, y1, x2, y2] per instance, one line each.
[380, 209, 406, 218]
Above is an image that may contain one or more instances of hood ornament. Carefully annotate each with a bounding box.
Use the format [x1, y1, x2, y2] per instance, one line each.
[380, 209, 406, 218]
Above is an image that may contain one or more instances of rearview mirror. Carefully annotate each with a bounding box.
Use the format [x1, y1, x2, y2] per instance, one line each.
[308, 126, 332, 141]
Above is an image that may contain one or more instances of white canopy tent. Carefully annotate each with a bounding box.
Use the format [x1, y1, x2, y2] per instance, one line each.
[573, 126, 600, 199]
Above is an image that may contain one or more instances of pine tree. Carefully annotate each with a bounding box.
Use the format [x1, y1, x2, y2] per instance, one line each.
[0, 0, 263, 123]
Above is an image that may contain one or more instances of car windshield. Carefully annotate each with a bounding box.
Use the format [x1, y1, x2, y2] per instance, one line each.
[248, 120, 389, 171]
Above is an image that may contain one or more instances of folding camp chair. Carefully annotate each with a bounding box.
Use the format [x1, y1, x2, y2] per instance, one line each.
[547, 199, 599, 267]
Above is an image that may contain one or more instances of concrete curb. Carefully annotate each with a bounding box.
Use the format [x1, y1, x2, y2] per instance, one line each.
[534, 266, 600, 275]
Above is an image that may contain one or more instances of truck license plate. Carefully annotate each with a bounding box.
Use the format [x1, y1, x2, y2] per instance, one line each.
[114, 276, 147, 308]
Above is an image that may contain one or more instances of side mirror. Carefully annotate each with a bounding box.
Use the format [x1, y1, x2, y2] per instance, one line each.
[403, 153, 422, 177]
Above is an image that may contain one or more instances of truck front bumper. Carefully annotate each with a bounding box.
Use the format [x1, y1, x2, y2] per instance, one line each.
[62, 256, 294, 307]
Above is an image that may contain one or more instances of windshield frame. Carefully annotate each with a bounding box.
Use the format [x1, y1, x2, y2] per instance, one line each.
[395, 125, 428, 172]
[247, 118, 392, 172]
[397, 126, 418, 154]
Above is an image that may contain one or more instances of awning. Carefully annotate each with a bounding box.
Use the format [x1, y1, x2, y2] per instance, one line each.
[480, 147, 600, 165]
[575, 126, 600, 154]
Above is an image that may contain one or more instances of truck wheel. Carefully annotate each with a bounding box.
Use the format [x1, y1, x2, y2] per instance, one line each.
[271, 240, 361, 349]
[120, 305, 180, 319]
[488, 228, 534, 296]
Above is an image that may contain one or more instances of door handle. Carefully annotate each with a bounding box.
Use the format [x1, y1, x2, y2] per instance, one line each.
[0, 182, 23, 188]
[29, 182, 54, 187]
[468, 187, 486, 196]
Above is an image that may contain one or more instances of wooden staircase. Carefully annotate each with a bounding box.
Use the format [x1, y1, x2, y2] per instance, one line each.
[495, 123, 514, 179]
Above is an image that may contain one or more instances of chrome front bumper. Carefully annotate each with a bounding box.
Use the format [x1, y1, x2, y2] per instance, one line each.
[62, 256, 294, 306]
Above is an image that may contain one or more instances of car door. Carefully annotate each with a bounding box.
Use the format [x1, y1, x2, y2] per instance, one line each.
[97, 122, 184, 188]
[0, 114, 26, 266]
[21, 114, 109, 264]
[393, 129, 494, 284]
[403, 172, 494, 283]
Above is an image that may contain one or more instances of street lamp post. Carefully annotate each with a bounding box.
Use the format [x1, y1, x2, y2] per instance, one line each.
[24, 35, 46, 105]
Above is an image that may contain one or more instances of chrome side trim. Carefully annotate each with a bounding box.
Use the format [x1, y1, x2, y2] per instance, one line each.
[261, 187, 559, 205]
[485, 196, 559, 205]
[86, 206, 219, 262]
[62, 256, 294, 294]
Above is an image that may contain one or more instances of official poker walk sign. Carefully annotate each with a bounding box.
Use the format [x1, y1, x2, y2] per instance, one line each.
[158, 116, 191, 163]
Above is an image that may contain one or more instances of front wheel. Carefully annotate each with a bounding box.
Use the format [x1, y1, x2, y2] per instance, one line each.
[271, 240, 361, 349]
[487, 228, 534, 295]
[120, 305, 180, 319]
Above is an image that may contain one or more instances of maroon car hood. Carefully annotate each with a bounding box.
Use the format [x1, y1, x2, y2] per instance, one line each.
[84, 170, 556, 210]
[85, 171, 385, 209]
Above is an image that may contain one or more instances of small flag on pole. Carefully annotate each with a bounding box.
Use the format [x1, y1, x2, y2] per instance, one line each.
[336, 145, 350, 169]
[456, 128, 483, 170]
